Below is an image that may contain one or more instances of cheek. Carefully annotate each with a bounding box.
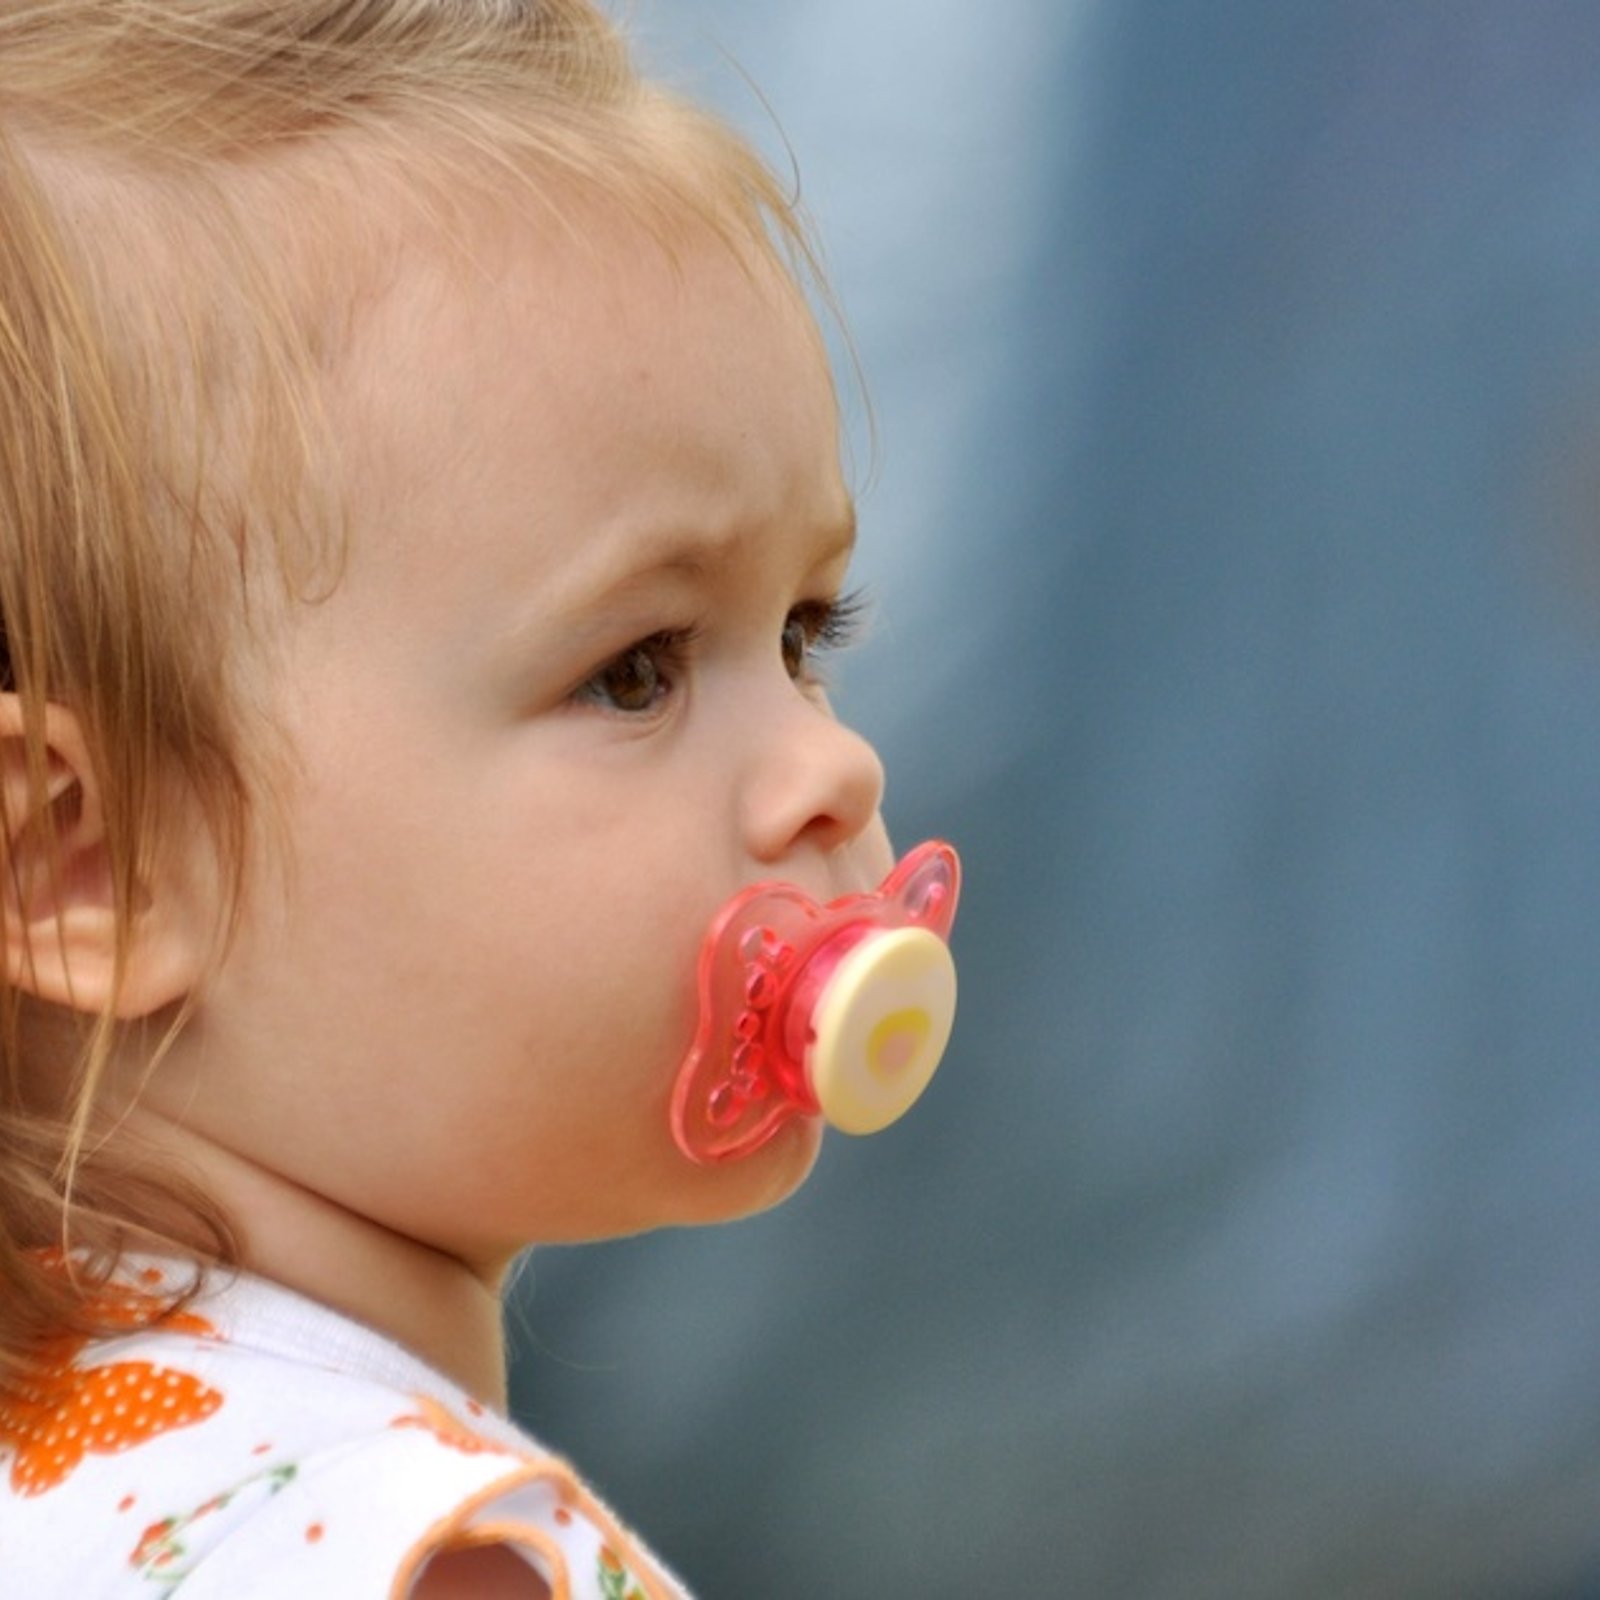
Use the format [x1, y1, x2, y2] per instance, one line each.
[450, 853, 709, 1088]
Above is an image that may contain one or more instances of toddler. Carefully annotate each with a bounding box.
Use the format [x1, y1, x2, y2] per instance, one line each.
[0, 2, 959, 1596]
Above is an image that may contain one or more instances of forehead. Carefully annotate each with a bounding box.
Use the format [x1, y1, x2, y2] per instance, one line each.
[333, 193, 845, 568]
[257, 183, 856, 702]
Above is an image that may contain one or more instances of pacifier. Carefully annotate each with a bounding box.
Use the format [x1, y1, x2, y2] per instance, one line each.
[671, 840, 961, 1164]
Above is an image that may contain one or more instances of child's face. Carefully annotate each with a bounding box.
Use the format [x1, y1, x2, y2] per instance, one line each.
[151, 201, 892, 1271]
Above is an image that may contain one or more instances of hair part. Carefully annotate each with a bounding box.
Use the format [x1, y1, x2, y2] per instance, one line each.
[0, 0, 833, 1395]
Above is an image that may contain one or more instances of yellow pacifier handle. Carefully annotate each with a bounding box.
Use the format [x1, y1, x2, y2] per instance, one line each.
[807, 926, 958, 1136]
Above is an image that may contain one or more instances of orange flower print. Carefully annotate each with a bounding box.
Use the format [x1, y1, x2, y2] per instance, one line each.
[0, 1279, 224, 1497]
[598, 1545, 648, 1600]
[132, 1515, 182, 1573]
[128, 1463, 297, 1587]
[2, 1358, 224, 1496]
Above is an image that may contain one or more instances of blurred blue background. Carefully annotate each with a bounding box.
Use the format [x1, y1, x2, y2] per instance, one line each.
[510, 5, 1600, 1595]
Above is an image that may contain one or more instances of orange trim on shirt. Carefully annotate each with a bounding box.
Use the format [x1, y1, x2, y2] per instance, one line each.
[388, 1458, 680, 1600]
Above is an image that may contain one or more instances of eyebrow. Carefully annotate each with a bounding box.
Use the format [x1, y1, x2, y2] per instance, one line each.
[554, 504, 859, 619]
[640, 504, 857, 577]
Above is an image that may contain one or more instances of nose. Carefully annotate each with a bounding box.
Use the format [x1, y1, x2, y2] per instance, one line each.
[740, 691, 886, 866]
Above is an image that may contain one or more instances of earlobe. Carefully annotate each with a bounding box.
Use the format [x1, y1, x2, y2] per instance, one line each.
[0, 696, 208, 1019]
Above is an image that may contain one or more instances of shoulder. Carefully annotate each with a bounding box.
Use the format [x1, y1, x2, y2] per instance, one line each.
[2, 1299, 685, 1598]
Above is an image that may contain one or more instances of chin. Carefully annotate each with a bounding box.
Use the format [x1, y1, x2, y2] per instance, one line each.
[668, 1115, 826, 1227]
[534, 1118, 827, 1244]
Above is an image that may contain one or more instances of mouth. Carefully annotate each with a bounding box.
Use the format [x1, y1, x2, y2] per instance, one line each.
[670, 840, 961, 1165]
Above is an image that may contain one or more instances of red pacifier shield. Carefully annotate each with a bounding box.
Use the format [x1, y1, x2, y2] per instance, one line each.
[670, 841, 961, 1164]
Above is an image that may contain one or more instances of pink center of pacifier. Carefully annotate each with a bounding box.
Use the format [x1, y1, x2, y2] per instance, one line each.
[670, 840, 961, 1164]
[871, 1012, 925, 1076]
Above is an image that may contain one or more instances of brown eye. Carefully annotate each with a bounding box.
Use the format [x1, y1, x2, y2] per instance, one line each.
[573, 628, 696, 715]
[592, 645, 662, 712]
[781, 613, 809, 679]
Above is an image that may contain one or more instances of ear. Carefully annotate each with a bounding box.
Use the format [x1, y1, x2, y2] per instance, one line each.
[0, 696, 211, 1018]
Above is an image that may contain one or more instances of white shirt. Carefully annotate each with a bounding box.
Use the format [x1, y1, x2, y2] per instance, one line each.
[0, 1257, 687, 1598]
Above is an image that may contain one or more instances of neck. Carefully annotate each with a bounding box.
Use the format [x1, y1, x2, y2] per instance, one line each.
[117, 1107, 513, 1408]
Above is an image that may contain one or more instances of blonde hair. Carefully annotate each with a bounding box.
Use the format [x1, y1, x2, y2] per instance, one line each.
[0, 0, 824, 1392]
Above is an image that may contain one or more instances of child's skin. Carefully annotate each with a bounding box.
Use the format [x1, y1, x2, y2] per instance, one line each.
[82, 194, 892, 1408]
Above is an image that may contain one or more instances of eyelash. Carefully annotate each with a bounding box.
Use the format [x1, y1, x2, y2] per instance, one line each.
[781, 589, 869, 683]
[574, 588, 870, 716]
